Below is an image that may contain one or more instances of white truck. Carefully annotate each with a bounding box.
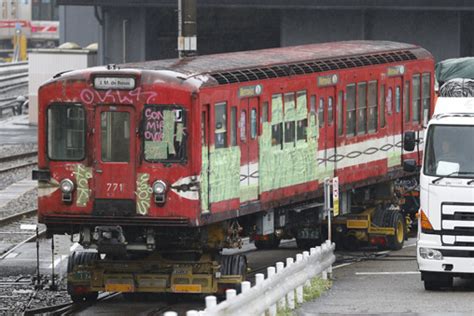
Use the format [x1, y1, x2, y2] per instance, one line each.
[404, 97, 474, 290]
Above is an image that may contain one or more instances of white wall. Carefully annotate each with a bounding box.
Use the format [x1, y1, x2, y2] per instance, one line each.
[28, 50, 97, 124]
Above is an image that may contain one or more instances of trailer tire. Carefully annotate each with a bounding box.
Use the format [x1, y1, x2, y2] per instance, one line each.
[387, 211, 405, 250]
[67, 252, 99, 303]
[254, 235, 281, 250]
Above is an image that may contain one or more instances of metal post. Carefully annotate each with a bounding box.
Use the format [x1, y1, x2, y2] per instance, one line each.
[50, 235, 57, 290]
[35, 226, 41, 289]
[324, 178, 332, 242]
[178, 0, 197, 58]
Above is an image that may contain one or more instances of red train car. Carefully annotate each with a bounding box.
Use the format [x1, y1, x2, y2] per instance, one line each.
[33, 41, 433, 299]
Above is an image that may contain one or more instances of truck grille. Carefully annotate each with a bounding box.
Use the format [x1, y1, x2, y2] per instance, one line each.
[441, 203, 474, 247]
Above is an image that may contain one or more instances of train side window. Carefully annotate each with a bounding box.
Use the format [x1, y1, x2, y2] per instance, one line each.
[284, 92, 296, 145]
[240, 110, 247, 143]
[296, 91, 307, 141]
[357, 82, 367, 135]
[422, 73, 431, 124]
[380, 84, 386, 128]
[271, 94, 283, 148]
[262, 102, 269, 123]
[328, 97, 334, 125]
[346, 84, 356, 136]
[310, 95, 316, 113]
[412, 74, 421, 123]
[318, 98, 325, 128]
[215, 102, 227, 149]
[395, 86, 401, 113]
[201, 110, 207, 146]
[250, 108, 257, 139]
[404, 81, 410, 122]
[387, 88, 393, 115]
[48, 104, 85, 160]
[368, 81, 378, 133]
[337, 91, 343, 136]
[230, 106, 237, 146]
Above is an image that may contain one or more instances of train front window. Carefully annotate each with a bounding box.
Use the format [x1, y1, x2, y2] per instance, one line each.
[47, 104, 85, 161]
[101, 111, 130, 162]
[143, 105, 187, 162]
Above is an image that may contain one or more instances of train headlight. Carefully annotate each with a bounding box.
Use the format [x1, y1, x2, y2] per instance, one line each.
[152, 180, 167, 204]
[152, 180, 167, 195]
[60, 179, 75, 193]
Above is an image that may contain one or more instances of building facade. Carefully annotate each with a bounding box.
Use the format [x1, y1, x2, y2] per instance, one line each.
[58, 0, 474, 64]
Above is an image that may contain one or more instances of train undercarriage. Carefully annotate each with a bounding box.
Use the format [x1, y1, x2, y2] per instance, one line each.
[63, 177, 418, 302]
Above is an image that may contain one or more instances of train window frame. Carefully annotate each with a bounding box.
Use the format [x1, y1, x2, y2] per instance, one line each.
[395, 85, 401, 113]
[101, 111, 131, 163]
[346, 84, 356, 137]
[296, 90, 308, 142]
[231, 106, 238, 146]
[337, 91, 344, 136]
[380, 84, 386, 128]
[357, 82, 367, 135]
[422, 73, 431, 124]
[328, 97, 334, 125]
[47, 103, 86, 161]
[318, 97, 325, 128]
[368, 80, 378, 134]
[271, 93, 284, 149]
[250, 108, 258, 140]
[240, 109, 247, 143]
[412, 74, 421, 123]
[142, 104, 188, 163]
[404, 81, 410, 123]
[214, 102, 228, 149]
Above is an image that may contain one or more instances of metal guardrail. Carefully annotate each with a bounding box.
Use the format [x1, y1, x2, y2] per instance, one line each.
[166, 240, 336, 316]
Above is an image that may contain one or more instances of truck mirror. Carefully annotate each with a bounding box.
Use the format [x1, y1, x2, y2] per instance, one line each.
[403, 131, 416, 152]
[403, 159, 417, 173]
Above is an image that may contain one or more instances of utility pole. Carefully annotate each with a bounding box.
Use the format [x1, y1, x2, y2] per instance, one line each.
[178, 0, 197, 58]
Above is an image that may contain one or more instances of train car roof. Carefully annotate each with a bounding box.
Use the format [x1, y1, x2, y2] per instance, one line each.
[123, 40, 431, 88]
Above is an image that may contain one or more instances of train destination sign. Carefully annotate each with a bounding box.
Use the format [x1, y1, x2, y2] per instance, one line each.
[317, 74, 338, 87]
[93, 76, 136, 90]
[238, 84, 262, 98]
[387, 65, 405, 77]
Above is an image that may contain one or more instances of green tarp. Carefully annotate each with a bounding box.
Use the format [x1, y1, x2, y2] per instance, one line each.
[436, 57, 474, 86]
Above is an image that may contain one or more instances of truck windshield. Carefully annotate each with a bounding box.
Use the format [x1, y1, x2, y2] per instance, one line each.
[424, 125, 474, 177]
[142, 105, 187, 162]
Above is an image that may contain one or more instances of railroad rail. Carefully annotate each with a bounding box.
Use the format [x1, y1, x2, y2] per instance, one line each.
[0, 151, 37, 176]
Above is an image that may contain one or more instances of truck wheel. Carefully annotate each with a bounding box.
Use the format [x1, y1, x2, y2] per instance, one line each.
[220, 254, 247, 276]
[423, 272, 453, 290]
[254, 235, 281, 250]
[387, 211, 405, 250]
[296, 238, 321, 250]
[67, 252, 99, 303]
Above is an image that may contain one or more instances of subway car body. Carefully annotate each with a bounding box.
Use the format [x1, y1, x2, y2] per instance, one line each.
[34, 41, 433, 299]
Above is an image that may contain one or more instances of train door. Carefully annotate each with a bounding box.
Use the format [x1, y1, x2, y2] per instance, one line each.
[94, 105, 136, 202]
[239, 97, 259, 203]
[318, 87, 337, 172]
[387, 76, 403, 167]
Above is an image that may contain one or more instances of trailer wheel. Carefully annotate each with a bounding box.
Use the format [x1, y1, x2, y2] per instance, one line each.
[254, 234, 281, 250]
[220, 254, 248, 276]
[422, 272, 453, 290]
[67, 252, 99, 303]
[387, 211, 405, 250]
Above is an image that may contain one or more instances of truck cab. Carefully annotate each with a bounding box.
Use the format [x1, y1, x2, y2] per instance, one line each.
[406, 97, 474, 290]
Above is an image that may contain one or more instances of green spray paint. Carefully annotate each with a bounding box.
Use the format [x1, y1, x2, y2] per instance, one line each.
[144, 109, 177, 159]
[73, 164, 92, 207]
[200, 146, 209, 212]
[208, 146, 241, 203]
[136, 173, 152, 215]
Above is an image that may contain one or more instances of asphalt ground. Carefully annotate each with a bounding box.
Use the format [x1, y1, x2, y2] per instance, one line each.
[297, 238, 474, 315]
